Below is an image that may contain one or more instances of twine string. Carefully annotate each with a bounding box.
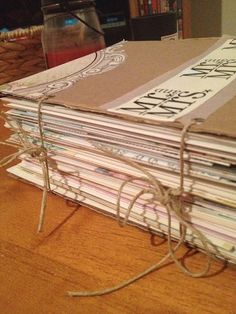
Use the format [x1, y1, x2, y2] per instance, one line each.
[0, 97, 50, 232]
[67, 122, 212, 297]
[1, 100, 213, 297]
[178, 118, 206, 240]
[0, 111, 31, 148]
[37, 98, 51, 193]
[116, 176, 154, 226]
[179, 118, 205, 194]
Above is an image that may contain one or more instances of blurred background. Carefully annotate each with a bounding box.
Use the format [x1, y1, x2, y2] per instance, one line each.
[0, 1, 235, 42]
[0, 0, 42, 30]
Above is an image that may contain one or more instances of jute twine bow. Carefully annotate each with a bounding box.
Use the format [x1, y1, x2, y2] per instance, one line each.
[67, 118, 214, 297]
[0, 98, 214, 297]
[0, 96, 50, 232]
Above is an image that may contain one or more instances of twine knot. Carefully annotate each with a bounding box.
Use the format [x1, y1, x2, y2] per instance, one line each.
[30, 146, 47, 162]
[0, 97, 50, 232]
[156, 187, 181, 206]
[1, 104, 213, 298]
[67, 119, 213, 297]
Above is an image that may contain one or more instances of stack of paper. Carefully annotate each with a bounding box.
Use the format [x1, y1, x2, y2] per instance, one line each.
[1, 37, 236, 263]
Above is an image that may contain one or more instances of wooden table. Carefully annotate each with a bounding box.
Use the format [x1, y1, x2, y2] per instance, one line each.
[0, 114, 236, 314]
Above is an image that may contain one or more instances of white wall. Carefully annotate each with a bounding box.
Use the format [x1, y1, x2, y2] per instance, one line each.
[222, 0, 236, 36]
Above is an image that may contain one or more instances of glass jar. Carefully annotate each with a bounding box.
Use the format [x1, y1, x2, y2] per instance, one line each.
[41, 0, 105, 68]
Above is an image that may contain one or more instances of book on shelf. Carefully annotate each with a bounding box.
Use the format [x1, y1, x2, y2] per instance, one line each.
[130, 0, 180, 39]
[151, 0, 158, 14]
[129, 0, 140, 17]
[1, 37, 236, 264]
[132, 0, 172, 16]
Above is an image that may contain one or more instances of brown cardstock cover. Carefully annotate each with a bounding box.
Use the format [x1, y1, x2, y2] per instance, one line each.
[2, 37, 236, 138]
[50, 37, 236, 138]
[51, 38, 219, 108]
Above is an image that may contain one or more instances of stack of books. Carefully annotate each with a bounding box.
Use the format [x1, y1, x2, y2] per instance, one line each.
[1, 37, 236, 264]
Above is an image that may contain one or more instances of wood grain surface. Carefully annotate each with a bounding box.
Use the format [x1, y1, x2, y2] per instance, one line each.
[0, 112, 236, 314]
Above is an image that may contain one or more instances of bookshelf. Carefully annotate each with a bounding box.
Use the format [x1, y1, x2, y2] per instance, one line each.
[97, 0, 181, 46]
[130, 12, 177, 41]
[129, 0, 178, 17]
[128, 0, 181, 40]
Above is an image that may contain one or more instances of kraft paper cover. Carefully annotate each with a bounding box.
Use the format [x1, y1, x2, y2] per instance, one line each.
[1, 37, 236, 138]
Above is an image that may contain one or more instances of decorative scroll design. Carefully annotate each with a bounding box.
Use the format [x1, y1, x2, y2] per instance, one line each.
[1, 41, 126, 98]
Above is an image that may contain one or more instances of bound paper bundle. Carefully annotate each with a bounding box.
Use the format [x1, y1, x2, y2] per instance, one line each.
[1, 37, 236, 264]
